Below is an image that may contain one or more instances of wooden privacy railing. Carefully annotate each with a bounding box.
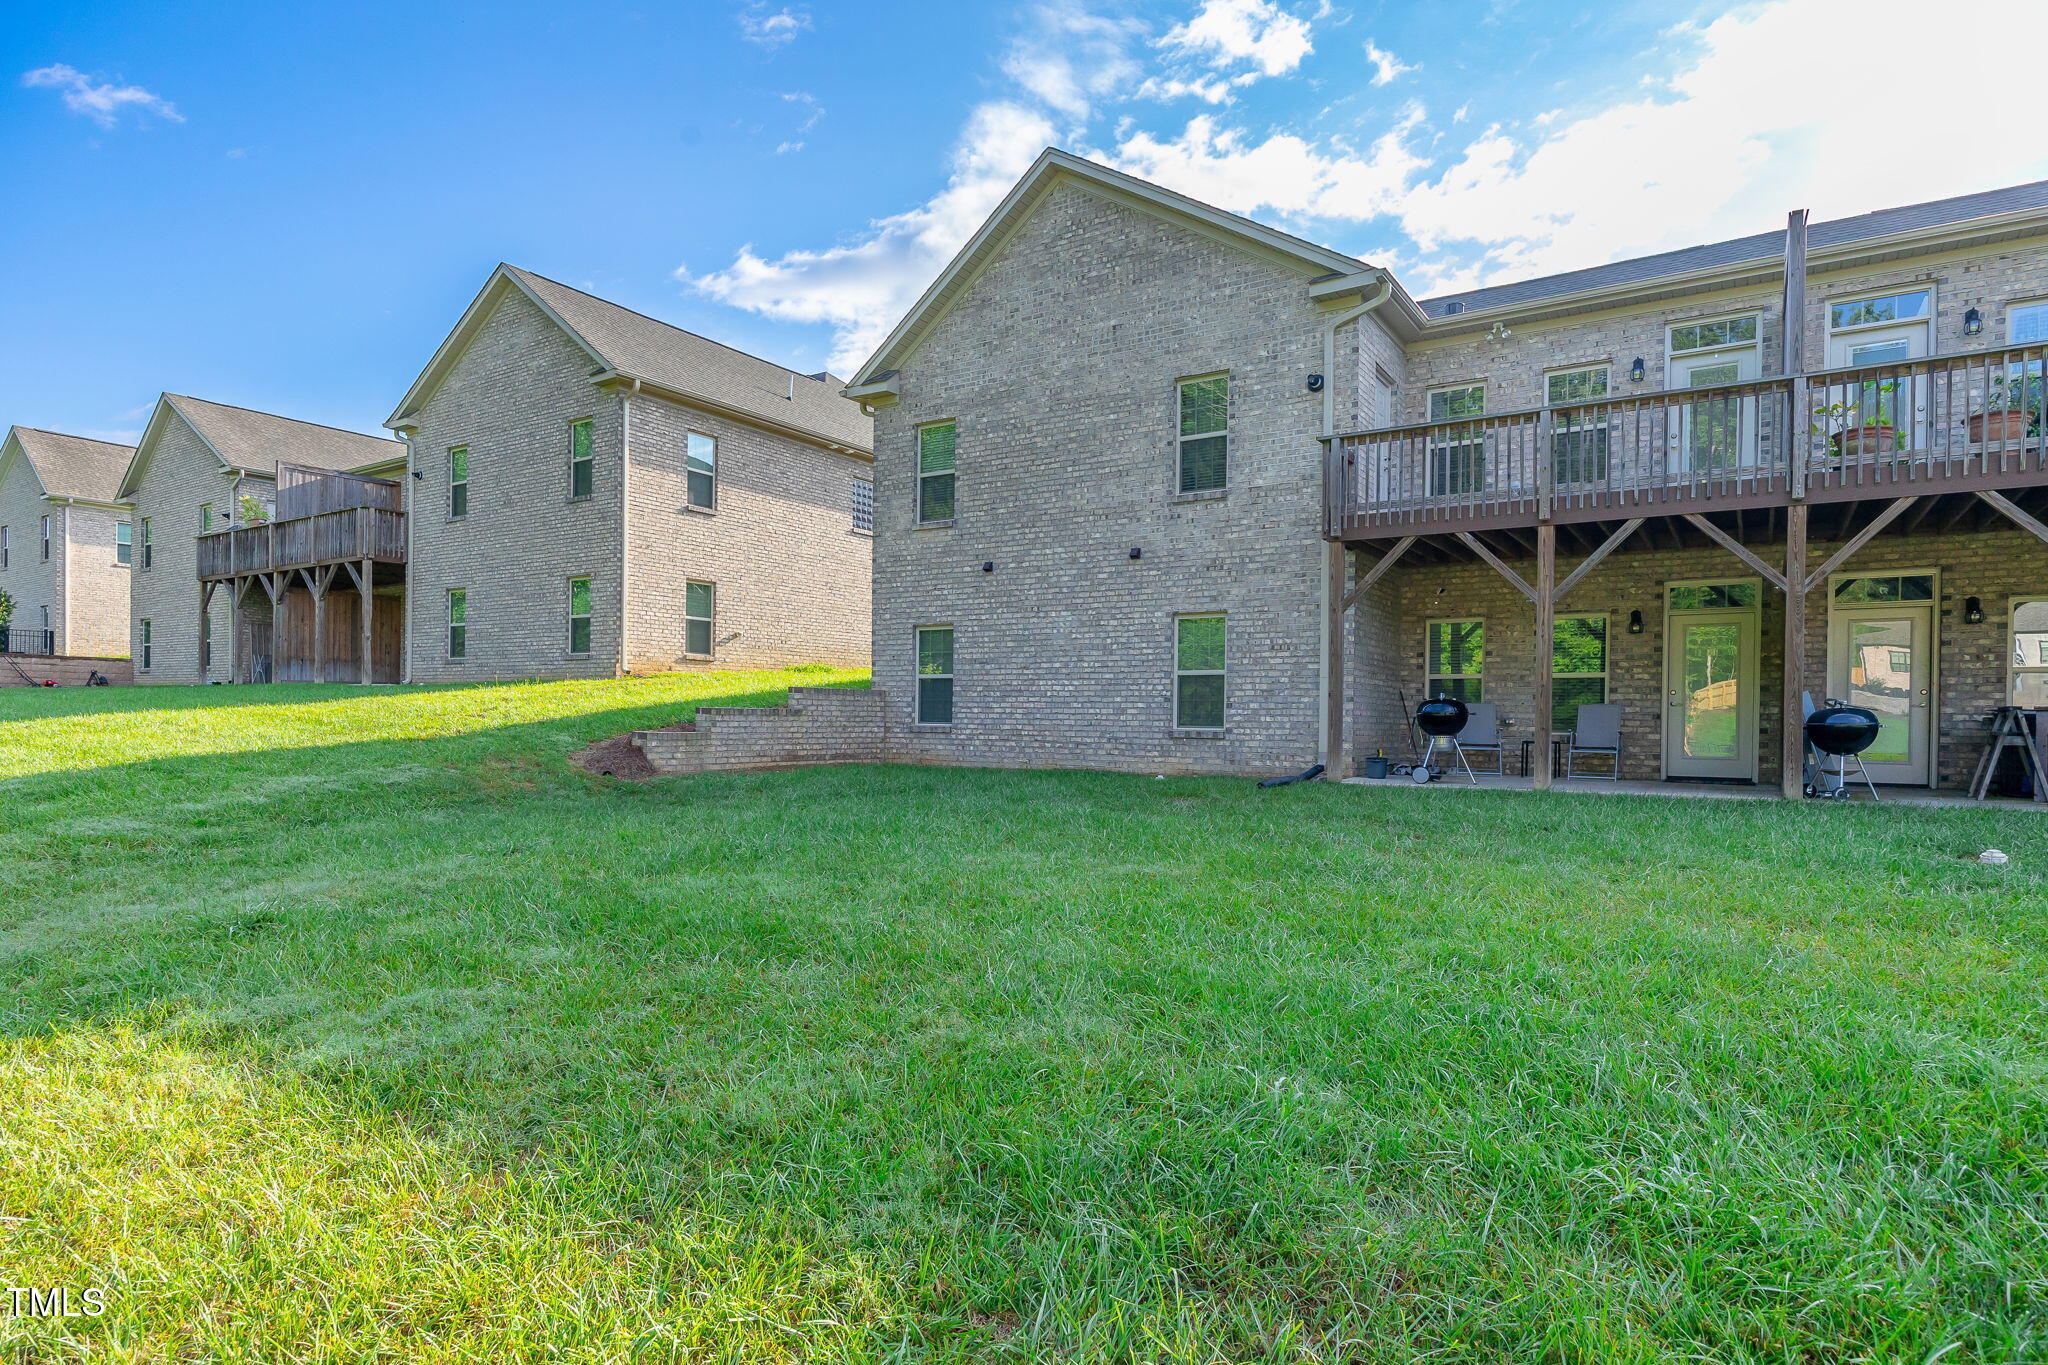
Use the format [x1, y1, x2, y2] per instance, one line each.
[196, 505, 406, 578]
[275, 463, 403, 521]
[1328, 341, 2048, 532]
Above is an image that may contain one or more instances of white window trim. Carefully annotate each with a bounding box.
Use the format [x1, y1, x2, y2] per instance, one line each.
[914, 624, 954, 725]
[1425, 615, 1484, 700]
[447, 446, 470, 520]
[1426, 382, 1486, 422]
[1544, 364, 1611, 408]
[1825, 285, 1936, 339]
[684, 431, 718, 511]
[447, 588, 468, 661]
[566, 575, 593, 658]
[115, 520, 133, 566]
[1173, 612, 1227, 731]
[683, 579, 716, 659]
[1553, 612, 1609, 719]
[915, 420, 956, 525]
[138, 618, 152, 671]
[2009, 595, 2048, 705]
[567, 417, 596, 502]
[40, 515, 51, 561]
[1665, 576, 1764, 612]
[1665, 312, 1765, 365]
[1176, 372, 1230, 494]
[2006, 298, 2048, 346]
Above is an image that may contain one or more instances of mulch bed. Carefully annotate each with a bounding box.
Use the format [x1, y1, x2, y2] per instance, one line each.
[568, 721, 694, 781]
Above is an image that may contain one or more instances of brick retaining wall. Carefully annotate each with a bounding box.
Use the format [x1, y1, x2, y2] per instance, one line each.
[633, 686, 885, 774]
[2, 653, 133, 687]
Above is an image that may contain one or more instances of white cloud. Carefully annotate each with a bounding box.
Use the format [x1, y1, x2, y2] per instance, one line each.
[1000, 1, 1146, 120]
[736, 4, 810, 48]
[1158, 0, 1312, 77]
[1362, 40, 1415, 86]
[688, 101, 1058, 373]
[20, 64, 182, 127]
[775, 91, 823, 152]
[1110, 105, 1427, 223]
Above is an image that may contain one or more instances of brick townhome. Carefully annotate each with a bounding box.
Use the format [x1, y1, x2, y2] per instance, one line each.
[386, 265, 873, 683]
[0, 426, 135, 658]
[832, 150, 2048, 797]
[119, 394, 406, 684]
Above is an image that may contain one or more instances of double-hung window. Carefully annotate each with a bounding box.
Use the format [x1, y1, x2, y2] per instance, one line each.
[1427, 618, 1484, 702]
[1177, 374, 1228, 493]
[684, 580, 715, 656]
[686, 433, 717, 509]
[2011, 301, 2048, 346]
[448, 589, 468, 659]
[1546, 367, 1610, 484]
[140, 518, 152, 570]
[115, 521, 133, 565]
[567, 577, 592, 656]
[139, 618, 153, 671]
[1, 525, 9, 569]
[1174, 614, 1227, 730]
[568, 419, 595, 500]
[198, 504, 211, 536]
[448, 447, 469, 518]
[2013, 599, 2048, 706]
[916, 626, 954, 723]
[40, 515, 51, 561]
[1552, 614, 1608, 730]
[1427, 385, 1485, 496]
[917, 422, 956, 523]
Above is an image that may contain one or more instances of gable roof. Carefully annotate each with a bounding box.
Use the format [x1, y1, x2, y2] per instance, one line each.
[387, 265, 871, 453]
[119, 394, 403, 498]
[849, 147, 1385, 387]
[1420, 178, 2048, 319]
[3, 427, 134, 504]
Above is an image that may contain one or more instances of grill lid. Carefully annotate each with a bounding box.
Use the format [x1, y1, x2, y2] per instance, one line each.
[1416, 696, 1470, 737]
[1806, 703, 1882, 756]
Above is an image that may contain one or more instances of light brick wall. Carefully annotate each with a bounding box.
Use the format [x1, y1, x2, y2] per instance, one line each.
[1350, 527, 2048, 788]
[624, 390, 870, 672]
[0, 454, 62, 649]
[128, 412, 272, 684]
[871, 179, 1346, 776]
[1401, 240, 2048, 420]
[402, 288, 625, 683]
[63, 503, 132, 657]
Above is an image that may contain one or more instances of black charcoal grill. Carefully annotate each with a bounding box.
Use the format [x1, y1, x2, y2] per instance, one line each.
[1408, 695, 1480, 784]
[1803, 698, 1882, 800]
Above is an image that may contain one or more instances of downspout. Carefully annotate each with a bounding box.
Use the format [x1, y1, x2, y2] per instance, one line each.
[398, 429, 416, 683]
[616, 379, 639, 681]
[1315, 271, 1395, 775]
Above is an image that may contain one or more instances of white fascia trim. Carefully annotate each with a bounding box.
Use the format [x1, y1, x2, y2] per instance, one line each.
[593, 368, 874, 460]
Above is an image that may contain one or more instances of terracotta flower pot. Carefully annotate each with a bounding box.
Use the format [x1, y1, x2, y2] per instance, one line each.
[1836, 424, 1899, 457]
[1969, 409, 2030, 444]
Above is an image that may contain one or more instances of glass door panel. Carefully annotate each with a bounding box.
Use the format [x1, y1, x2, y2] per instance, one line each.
[1665, 604, 1759, 780]
[1828, 602, 1933, 784]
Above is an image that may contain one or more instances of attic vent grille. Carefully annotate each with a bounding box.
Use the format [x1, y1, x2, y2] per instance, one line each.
[1442, 301, 1466, 316]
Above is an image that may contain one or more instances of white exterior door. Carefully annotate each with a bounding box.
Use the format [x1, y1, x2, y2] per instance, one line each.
[1827, 601, 1935, 785]
[1664, 603, 1760, 780]
[1672, 348, 1761, 472]
[1825, 322, 1930, 451]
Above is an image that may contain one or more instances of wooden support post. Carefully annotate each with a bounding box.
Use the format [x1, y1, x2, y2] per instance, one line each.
[1977, 489, 2048, 547]
[1682, 513, 1789, 591]
[358, 558, 373, 685]
[264, 573, 283, 686]
[1341, 536, 1416, 611]
[1801, 497, 1918, 592]
[1323, 541, 1346, 776]
[1781, 502, 1810, 800]
[227, 577, 241, 683]
[310, 567, 329, 685]
[1533, 523, 1556, 791]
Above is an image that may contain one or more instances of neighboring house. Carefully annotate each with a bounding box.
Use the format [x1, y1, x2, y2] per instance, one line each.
[119, 394, 406, 684]
[384, 265, 872, 683]
[831, 149, 2048, 796]
[0, 427, 135, 657]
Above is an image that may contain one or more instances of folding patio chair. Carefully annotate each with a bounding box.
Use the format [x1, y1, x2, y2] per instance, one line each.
[1565, 703, 1623, 780]
[1460, 702, 1505, 775]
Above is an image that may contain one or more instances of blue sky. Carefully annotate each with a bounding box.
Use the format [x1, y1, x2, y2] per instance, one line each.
[7, 0, 2046, 446]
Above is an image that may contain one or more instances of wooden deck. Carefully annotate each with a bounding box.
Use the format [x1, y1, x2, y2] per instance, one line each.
[196, 505, 406, 580]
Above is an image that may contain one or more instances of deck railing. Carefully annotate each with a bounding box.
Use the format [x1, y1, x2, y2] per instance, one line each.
[0, 627, 56, 656]
[1329, 341, 2048, 531]
[196, 505, 406, 578]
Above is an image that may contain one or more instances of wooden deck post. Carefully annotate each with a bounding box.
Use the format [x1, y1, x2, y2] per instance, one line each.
[1781, 501, 1810, 799]
[310, 568, 328, 685]
[227, 577, 241, 683]
[264, 573, 283, 685]
[1322, 541, 1347, 776]
[359, 558, 374, 685]
[1533, 523, 1556, 790]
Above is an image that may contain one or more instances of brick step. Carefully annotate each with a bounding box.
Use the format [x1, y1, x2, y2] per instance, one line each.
[634, 686, 886, 774]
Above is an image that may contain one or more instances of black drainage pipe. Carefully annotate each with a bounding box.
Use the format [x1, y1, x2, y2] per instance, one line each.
[1257, 763, 1327, 788]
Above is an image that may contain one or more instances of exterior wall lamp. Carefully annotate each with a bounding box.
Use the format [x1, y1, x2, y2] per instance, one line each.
[1628, 358, 1646, 383]
[1627, 609, 1645, 634]
[1964, 595, 1985, 624]
[1964, 307, 1985, 337]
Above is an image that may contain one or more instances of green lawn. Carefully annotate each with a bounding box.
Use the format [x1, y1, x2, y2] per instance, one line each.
[2, 671, 2045, 1362]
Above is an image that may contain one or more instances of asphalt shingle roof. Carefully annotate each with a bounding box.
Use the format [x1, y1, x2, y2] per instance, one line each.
[166, 394, 403, 475]
[1418, 179, 2048, 319]
[9, 427, 134, 503]
[506, 267, 872, 451]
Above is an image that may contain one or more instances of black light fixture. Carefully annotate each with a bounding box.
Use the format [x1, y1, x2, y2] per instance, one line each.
[1965, 595, 1985, 624]
[1306, 373, 1325, 393]
[1964, 307, 1985, 337]
[1628, 357, 1646, 383]
[1628, 609, 1645, 635]
[981, 561, 995, 573]
[411, 470, 424, 480]
[1129, 547, 1142, 560]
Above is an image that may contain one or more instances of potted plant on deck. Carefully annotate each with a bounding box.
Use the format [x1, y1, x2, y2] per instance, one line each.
[1813, 378, 1901, 459]
[1969, 371, 2043, 444]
